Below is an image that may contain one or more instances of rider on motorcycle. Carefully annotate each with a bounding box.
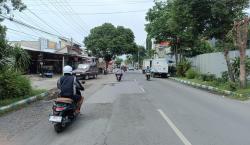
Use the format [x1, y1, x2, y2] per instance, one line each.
[145, 66, 151, 73]
[114, 65, 124, 80]
[57, 65, 84, 114]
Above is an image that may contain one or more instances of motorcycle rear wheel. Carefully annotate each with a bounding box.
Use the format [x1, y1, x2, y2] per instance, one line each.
[54, 123, 63, 133]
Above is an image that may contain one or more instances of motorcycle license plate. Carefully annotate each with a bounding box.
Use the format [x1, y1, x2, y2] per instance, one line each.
[49, 116, 62, 123]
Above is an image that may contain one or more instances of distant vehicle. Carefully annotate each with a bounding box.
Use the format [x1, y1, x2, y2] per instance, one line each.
[72, 63, 98, 80]
[151, 58, 169, 78]
[142, 59, 152, 74]
[41, 65, 53, 78]
[128, 66, 135, 71]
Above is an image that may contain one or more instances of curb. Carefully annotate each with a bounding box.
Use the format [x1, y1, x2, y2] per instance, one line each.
[169, 77, 243, 97]
[0, 92, 49, 113]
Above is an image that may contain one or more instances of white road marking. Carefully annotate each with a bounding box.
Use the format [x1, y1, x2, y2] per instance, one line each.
[140, 87, 145, 92]
[134, 79, 137, 82]
[157, 109, 192, 145]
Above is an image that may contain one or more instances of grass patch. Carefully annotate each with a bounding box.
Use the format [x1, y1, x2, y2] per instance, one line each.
[0, 89, 46, 107]
[178, 77, 250, 101]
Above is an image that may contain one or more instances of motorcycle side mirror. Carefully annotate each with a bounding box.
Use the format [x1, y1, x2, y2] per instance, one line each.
[82, 81, 86, 84]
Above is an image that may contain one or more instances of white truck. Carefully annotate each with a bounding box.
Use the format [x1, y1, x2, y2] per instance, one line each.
[151, 58, 169, 78]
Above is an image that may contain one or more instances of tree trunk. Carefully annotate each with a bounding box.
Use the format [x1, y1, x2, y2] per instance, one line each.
[174, 45, 178, 66]
[239, 49, 246, 88]
[224, 48, 235, 82]
[235, 18, 249, 88]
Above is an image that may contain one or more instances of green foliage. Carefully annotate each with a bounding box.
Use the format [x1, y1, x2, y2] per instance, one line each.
[145, 0, 249, 57]
[0, 0, 26, 16]
[186, 69, 198, 79]
[176, 59, 191, 77]
[84, 23, 136, 62]
[115, 57, 123, 66]
[232, 56, 250, 80]
[187, 39, 215, 57]
[0, 69, 31, 100]
[226, 81, 237, 91]
[11, 45, 30, 72]
[125, 45, 146, 66]
[0, 26, 30, 72]
[199, 73, 216, 82]
[221, 71, 229, 82]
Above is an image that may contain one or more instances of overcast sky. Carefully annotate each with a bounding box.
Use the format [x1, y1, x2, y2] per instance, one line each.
[2, 0, 154, 46]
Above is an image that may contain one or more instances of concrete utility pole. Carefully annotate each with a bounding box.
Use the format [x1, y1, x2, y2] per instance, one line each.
[71, 37, 73, 49]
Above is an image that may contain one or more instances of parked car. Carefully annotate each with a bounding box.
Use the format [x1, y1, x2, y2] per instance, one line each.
[72, 64, 98, 80]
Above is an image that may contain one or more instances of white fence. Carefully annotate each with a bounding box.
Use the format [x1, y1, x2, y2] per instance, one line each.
[190, 50, 250, 77]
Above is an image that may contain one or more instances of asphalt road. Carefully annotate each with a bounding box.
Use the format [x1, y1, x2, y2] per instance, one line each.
[2, 71, 250, 145]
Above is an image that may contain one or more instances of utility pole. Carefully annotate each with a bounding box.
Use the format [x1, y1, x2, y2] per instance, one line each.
[138, 49, 140, 69]
[71, 37, 73, 49]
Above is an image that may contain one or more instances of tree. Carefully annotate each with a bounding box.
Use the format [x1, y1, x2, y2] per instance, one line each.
[115, 57, 123, 66]
[0, 0, 26, 15]
[233, 18, 249, 88]
[145, 0, 200, 63]
[84, 23, 136, 69]
[0, 0, 29, 72]
[182, 0, 249, 82]
[146, 0, 249, 81]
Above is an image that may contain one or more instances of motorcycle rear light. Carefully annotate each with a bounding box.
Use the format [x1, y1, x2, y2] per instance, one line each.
[55, 107, 66, 111]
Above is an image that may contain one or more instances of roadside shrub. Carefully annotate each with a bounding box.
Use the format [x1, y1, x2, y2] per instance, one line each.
[232, 57, 250, 80]
[186, 68, 198, 79]
[216, 77, 226, 84]
[199, 73, 216, 81]
[221, 71, 229, 82]
[226, 81, 237, 91]
[176, 59, 191, 77]
[0, 69, 31, 100]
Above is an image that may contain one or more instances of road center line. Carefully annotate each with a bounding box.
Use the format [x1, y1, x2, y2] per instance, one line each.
[157, 109, 192, 145]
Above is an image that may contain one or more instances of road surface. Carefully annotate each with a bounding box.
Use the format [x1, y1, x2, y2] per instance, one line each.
[1, 71, 250, 145]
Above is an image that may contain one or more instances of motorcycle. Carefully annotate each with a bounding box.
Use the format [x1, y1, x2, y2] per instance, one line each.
[146, 72, 151, 80]
[116, 74, 122, 82]
[49, 81, 85, 133]
[49, 97, 78, 133]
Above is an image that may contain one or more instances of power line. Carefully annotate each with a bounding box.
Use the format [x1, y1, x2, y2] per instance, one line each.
[64, 0, 90, 29]
[27, 8, 64, 36]
[15, 14, 43, 37]
[55, 0, 88, 33]
[45, 0, 85, 37]
[1, 14, 65, 39]
[25, 0, 153, 6]
[7, 28, 40, 38]
[63, 9, 148, 15]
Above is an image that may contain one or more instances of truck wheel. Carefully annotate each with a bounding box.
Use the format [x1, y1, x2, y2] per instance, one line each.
[93, 74, 97, 79]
